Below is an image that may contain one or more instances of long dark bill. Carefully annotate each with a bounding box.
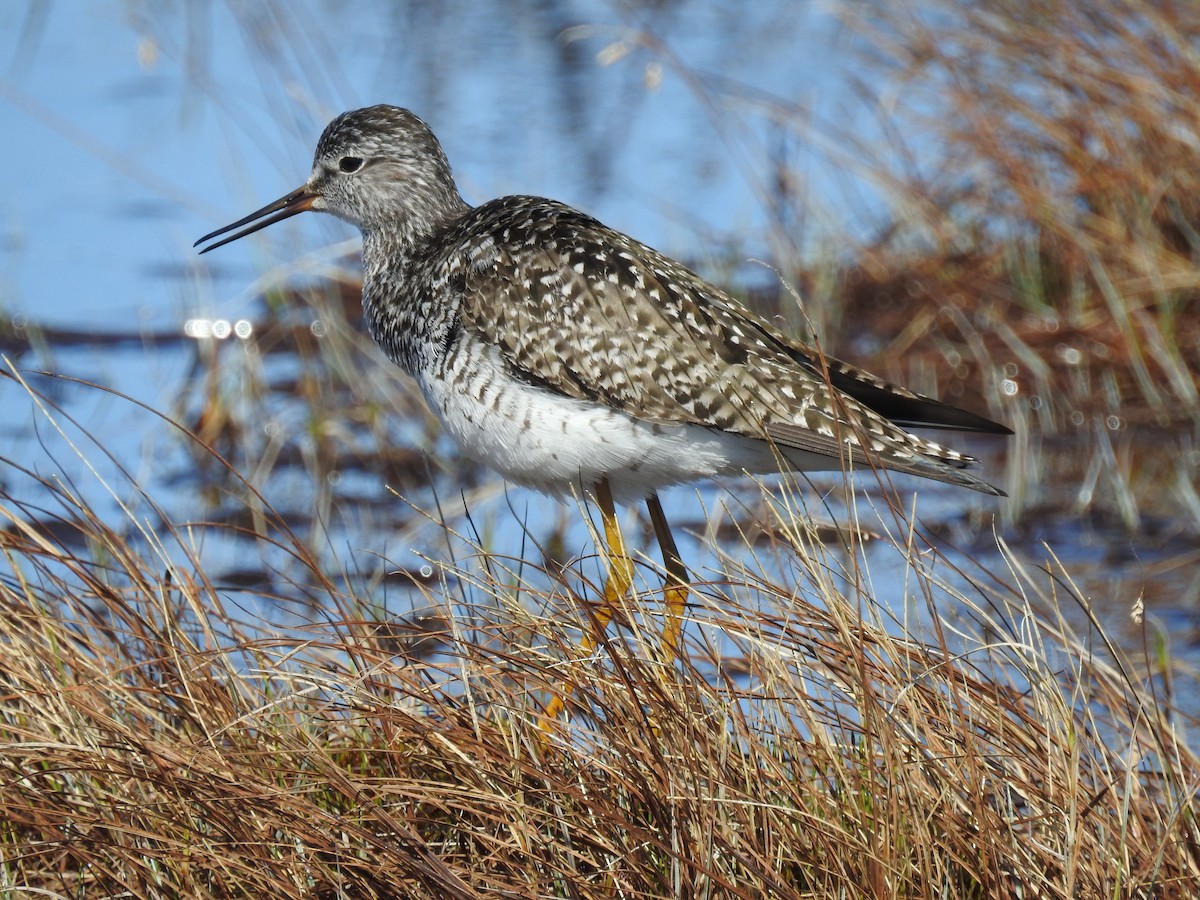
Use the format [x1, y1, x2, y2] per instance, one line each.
[194, 185, 316, 254]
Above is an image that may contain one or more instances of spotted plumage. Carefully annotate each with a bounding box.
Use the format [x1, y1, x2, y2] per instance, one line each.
[197, 104, 1010, 506]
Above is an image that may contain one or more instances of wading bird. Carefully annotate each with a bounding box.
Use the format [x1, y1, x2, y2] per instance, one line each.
[196, 105, 1010, 719]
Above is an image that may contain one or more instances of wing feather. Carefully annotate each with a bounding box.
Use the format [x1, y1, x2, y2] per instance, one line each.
[449, 198, 1006, 493]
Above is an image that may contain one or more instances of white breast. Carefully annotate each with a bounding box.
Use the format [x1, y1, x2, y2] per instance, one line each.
[417, 342, 836, 504]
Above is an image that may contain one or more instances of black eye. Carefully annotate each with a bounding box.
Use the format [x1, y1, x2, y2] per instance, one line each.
[338, 156, 364, 173]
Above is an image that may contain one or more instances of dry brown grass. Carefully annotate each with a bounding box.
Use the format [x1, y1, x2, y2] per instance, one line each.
[1, 370, 1196, 898]
[828, 0, 1200, 434]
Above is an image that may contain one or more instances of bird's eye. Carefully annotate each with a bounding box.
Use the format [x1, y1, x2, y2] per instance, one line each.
[338, 156, 365, 173]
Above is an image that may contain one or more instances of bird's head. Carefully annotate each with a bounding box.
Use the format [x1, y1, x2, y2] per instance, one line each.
[196, 105, 464, 253]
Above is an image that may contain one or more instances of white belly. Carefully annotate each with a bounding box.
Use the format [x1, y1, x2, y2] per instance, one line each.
[418, 343, 836, 504]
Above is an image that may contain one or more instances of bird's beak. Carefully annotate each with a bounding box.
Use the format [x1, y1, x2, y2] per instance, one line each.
[194, 184, 318, 254]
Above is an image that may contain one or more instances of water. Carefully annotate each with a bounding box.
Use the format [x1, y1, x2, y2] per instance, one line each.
[2, 1, 1196, 707]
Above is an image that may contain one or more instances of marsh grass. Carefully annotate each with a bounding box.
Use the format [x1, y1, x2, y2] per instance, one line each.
[1, 371, 1196, 899]
[831, 0, 1200, 435]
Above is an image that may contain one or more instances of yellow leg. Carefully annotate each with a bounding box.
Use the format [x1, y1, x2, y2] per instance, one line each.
[646, 491, 688, 660]
[540, 478, 633, 728]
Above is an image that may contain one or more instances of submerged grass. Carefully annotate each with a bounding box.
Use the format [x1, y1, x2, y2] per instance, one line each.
[1, 371, 1196, 899]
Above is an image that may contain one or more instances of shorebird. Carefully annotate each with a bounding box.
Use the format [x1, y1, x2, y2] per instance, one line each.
[196, 105, 1009, 717]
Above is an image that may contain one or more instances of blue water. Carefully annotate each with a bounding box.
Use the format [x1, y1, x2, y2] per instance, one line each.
[2, 1, 866, 329]
[0, 0, 870, 559]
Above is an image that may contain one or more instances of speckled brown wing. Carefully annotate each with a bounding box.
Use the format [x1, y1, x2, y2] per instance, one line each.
[453, 197, 1004, 492]
[732, 317, 1012, 436]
